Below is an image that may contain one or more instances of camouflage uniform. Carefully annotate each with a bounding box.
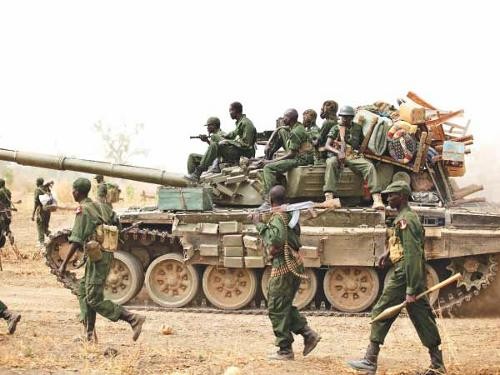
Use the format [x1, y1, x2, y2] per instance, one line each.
[187, 129, 226, 173]
[34, 185, 51, 244]
[256, 212, 307, 351]
[68, 197, 124, 330]
[323, 123, 381, 194]
[262, 122, 314, 194]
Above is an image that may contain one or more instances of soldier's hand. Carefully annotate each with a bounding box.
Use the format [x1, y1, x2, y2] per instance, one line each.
[247, 212, 261, 224]
[199, 134, 209, 142]
[406, 294, 417, 304]
[377, 251, 390, 268]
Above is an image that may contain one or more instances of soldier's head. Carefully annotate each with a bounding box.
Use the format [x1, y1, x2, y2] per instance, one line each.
[36, 177, 44, 187]
[204, 116, 221, 134]
[229, 102, 243, 120]
[320, 100, 338, 120]
[94, 175, 104, 183]
[283, 109, 299, 126]
[72, 178, 92, 202]
[382, 180, 411, 210]
[269, 185, 287, 207]
[338, 105, 355, 127]
[0, 179, 4, 188]
[302, 109, 317, 127]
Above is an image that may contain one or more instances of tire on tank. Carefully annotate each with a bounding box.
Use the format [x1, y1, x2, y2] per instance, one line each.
[104, 250, 145, 305]
[145, 252, 200, 308]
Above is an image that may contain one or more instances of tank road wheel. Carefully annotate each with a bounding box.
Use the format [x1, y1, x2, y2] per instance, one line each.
[145, 253, 199, 308]
[261, 267, 318, 310]
[202, 267, 257, 310]
[104, 251, 145, 305]
[384, 264, 440, 306]
[323, 266, 380, 313]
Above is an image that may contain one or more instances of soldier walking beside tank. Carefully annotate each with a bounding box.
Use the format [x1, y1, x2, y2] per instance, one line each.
[58, 178, 146, 342]
[187, 102, 257, 181]
[347, 181, 445, 374]
[186, 117, 226, 175]
[0, 178, 15, 237]
[317, 105, 384, 210]
[94, 175, 108, 204]
[258, 109, 314, 209]
[250, 185, 321, 360]
[32, 177, 51, 247]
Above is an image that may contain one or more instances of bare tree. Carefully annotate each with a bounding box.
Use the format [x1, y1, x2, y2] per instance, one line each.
[94, 122, 149, 164]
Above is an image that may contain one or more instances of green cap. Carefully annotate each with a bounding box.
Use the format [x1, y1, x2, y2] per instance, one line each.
[204, 116, 220, 127]
[382, 180, 411, 196]
[73, 178, 92, 194]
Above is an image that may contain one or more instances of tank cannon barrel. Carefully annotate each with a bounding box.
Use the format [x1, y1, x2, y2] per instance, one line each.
[0, 148, 189, 187]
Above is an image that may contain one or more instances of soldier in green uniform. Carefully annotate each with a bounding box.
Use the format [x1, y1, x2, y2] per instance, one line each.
[312, 100, 338, 164]
[94, 175, 108, 204]
[347, 181, 445, 375]
[58, 178, 146, 342]
[250, 185, 320, 360]
[186, 117, 226, 174]
[32, 177, 51, 246]
[263, 117, 290, 160]
[187, 102, 256, 181]
[0, 300, 21, 335]
[0, 179, 14, 236]
[317, 105, 384, 210]
[303, 109, 320, 139]
[259, 109, 314, 209]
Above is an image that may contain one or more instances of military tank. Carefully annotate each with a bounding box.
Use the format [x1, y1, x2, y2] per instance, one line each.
[0, 99, 498, 316]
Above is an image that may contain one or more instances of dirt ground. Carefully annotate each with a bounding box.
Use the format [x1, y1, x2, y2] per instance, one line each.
[1, 198, 500, 375]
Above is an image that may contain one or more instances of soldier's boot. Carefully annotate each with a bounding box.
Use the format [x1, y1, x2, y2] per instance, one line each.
[347, 341, 379, 374]
[371, 193, 385, 210]
[315, 192, 341, 209]
[419, 346, 446, 375]
[207, 158, 221, 174]
[185, 167, 202, 182]
[2, 309, 22, 335]
[86, 315, 97, 343]
[297, 325, 321, 356]
[119, 308, 146, 341]
[267, 346, 294, 361]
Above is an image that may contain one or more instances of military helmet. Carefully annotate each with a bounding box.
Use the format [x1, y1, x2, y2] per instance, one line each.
[339, 105, 355, 117]
[204, 116, 220, 127]
[36, 177, 44, 186]
[73, 178, 92, 194]
[382, 180, 411, 196]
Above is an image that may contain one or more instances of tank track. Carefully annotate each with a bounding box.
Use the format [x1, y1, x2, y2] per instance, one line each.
[45, 230, 499, 317]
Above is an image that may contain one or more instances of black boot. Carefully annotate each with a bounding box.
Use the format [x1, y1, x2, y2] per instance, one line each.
[267, 346, 294, 361]
[207, 158, 221, 174]
[419, 346, 446, 374]
[347, 341, 379, 374]
[86, 314, 97, 342]
[2, 309, 21, 335]
[185, 167, 202, 182]
[119, 308, 146, 341]
[297, 325, 321, 356]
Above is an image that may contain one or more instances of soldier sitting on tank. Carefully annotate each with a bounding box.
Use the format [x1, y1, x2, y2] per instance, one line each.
[257, 109, 314, 210]
[312, 100, 338, 164]
[263, 117, 290, 160]
[187, 102, 257, 181]
[186, 117, 226, 175]
[316, 105, 384, 210]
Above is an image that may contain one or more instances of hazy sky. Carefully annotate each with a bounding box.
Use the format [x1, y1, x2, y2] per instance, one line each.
[1, 1, 498, 194]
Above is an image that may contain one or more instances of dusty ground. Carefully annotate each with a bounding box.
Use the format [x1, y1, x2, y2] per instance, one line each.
[1, 198, 500, 374]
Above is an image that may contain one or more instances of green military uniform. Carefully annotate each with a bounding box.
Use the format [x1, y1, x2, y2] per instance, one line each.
[187, 129, 226, 173]
[323, 123, 381, 194]
[68, 197, 123, 329]
[256, 211, 308, 350]
[265, 126, 291, 160]
[0, 300, 6, 314]
[262, 122, 314, 194]
[96, 182, 107, 204]
[34, 185, 51, 244]
[0, 185, 13, 234]
[314, 118, 336, 164]
[370, 204, 441, 348]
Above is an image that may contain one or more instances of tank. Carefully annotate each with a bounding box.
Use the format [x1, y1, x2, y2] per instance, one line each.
[1, 117, 498, 316]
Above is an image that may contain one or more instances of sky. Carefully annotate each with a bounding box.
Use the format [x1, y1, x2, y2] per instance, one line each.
[0, 1, 499, 197]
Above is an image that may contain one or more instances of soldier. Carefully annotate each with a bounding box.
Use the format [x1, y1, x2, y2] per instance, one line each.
[32, 177, 51, 247]
[263, 117, 290, 160]
[347, 181, 445, 375]
[94, 175, 107, 204]
[313, 100, 338, 164]
[317, 105, 384, 210]
[250, 185, 321, 360]
[186, 117, 226, 175]
[58, 178, 146, 342]
[302, 109, 320, 138]
[0, 179, 14, 235]
[0, 300, 21, 335]
[187, 102, 257, 181]
[259, 109, 314, 209]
